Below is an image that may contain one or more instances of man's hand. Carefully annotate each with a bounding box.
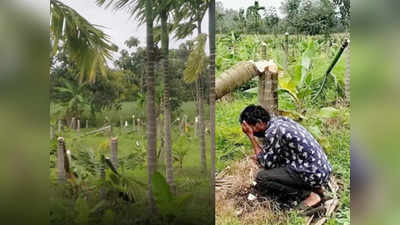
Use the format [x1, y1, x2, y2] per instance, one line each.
[250, 155, 262, 168]
[241, 121, 254, 137]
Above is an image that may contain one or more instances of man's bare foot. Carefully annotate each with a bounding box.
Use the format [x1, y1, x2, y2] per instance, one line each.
[303, 192, 321, 207]
[314, 187, 325, 197]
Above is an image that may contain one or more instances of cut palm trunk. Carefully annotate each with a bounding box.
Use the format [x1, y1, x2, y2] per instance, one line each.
[216, 60, 279, 114]
[57, 137, 66, 183]
[99, 154, 106, 199]
[110, 137, 118, 169]
[50, 125, 54, 139]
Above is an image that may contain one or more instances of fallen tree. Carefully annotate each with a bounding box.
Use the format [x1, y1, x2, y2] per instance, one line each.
[215, 60, 279, 114]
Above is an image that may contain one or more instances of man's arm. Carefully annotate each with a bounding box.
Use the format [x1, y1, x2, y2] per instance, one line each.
[241, 122, 263, 167]
[242, 121, 281, 169]
[247, 134, 263, 155]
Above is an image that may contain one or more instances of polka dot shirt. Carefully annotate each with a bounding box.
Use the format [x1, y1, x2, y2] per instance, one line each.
[257, 116, 332, 187]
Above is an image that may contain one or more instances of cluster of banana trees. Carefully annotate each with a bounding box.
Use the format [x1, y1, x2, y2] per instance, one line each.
[216, 33, 349, 115]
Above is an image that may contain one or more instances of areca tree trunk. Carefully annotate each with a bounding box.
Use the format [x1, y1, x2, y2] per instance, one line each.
[197, 21, 207, 174]
[161, 10, 175, 193]
[145, 0, 157, 213]
[208, 0, 216, 221]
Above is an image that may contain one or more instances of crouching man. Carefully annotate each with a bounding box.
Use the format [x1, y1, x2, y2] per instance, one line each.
[239, 105, 332, 209]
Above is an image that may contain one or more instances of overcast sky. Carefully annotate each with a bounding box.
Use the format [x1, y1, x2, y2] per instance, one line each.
[59, 0, 209, 61]
[43, 0, 286, 62]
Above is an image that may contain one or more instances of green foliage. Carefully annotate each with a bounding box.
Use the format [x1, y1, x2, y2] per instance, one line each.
[54, 79, 90, 118]
[104, 169, 145, 202]
[216, 0, 347, 35]
[183, 34, 208, 83]
[151, 172, 192, 223]
[74, 198, 90, 225]
[50, 0, 114, 82]
[216, 33, 347, 110]
[172, 135, 190, 168]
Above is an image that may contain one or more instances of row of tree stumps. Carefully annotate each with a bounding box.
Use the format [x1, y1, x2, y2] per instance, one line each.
[56, 136, 119, 183]
[68, 117, 89, 131]
[50, 119, 90, 139]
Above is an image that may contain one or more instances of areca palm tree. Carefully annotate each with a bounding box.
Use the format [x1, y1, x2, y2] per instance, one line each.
[144, 0, 157, 213]
[96, 0, 162, 212]
[183, 33, 208, 174]
[178, 0, 209, 174]
[96, 0, 183, 194]
[50, 0, 114, 83]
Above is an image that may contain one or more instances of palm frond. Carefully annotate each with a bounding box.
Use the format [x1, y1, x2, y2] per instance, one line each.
[50, 0, 115, 83]
[183, 34, 208, 83]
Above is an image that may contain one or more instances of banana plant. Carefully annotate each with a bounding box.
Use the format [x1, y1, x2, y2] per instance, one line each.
[151, 172, 192, 224]
[279, 38, 317, 113]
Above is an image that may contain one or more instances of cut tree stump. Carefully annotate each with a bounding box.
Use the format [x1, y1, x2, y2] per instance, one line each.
[77, 120, 80, 133]
[57, 137, 66, 182]
[50, 125, 54, 139]
[110, 137, 118, 169]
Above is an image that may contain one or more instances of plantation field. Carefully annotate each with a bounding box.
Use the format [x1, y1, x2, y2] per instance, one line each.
[49, 102, 212, 225]
[215, 33, 350, 225]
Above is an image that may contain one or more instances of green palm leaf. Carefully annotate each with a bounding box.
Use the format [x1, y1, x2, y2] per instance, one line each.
[183, 34, 207, 83]
[50, 0, 115, 83]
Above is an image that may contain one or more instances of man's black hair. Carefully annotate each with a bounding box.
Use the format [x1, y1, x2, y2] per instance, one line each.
[239, 104, 271, 125]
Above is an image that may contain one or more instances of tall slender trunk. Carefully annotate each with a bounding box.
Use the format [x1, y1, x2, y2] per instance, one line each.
[209, 0, 216, 221]
[199, 77, 207, 174]
[145, 0, 157, 213]
[161, 10, 175, 193]
[197, 20, 207, 174]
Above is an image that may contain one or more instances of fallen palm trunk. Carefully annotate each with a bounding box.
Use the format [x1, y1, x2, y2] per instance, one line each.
[215, 61, 278, 99]
[216, 60, 279, 114]
[85, 125, 111, 135]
